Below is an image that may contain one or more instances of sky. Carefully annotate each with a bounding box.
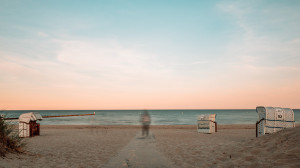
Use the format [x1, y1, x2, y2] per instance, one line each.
[0, 0, 300, 110]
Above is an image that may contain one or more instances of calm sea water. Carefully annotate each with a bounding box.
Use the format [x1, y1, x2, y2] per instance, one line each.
[2, 109, 300, 125]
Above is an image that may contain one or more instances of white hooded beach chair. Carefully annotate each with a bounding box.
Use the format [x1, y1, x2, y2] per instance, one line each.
[197, 114, 217, 134]
[19, 112, 43, 138]
[256, 106, 295, 137]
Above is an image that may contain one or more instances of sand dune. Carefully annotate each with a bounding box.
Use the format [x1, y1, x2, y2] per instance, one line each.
[229, 126, 300, 168]
[154, 126, 300, 168]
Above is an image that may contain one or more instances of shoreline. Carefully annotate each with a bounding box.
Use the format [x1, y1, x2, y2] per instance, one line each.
[40, 124, 255, 130]
[41, 123, 300, 129]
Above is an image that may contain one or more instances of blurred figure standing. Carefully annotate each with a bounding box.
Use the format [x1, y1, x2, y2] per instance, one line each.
[141, 110, 151, 136]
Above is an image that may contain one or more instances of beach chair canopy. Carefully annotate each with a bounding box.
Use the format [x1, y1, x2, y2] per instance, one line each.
[256, 106, 294, 124]
[198, 114, 216, 121]
[19, 112, 43, 123]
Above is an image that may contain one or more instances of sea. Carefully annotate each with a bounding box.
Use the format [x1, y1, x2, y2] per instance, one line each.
[2, 109, 300, 125]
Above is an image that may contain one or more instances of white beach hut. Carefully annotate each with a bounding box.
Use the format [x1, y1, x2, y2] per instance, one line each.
[256, 106, 295, 137]
[197, 114, 217, 133]
[19, 112, 43, 138]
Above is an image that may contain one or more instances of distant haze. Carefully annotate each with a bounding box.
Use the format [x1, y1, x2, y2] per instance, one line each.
[0, 0, 300, 110]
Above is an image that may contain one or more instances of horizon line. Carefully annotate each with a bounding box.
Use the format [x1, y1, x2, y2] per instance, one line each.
[3, 108, 300, 111]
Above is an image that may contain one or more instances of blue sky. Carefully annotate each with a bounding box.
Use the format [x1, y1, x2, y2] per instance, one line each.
[0, 0, 300, 109]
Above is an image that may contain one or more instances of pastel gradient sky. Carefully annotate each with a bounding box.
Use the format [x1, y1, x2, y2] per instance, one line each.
[1, 0, 300, 110]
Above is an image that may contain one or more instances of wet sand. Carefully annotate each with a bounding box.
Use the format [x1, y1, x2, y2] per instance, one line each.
[0, 125, 299, 168]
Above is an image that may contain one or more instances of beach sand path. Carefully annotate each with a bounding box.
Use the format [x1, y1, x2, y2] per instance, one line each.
[102, 132, 174, 168]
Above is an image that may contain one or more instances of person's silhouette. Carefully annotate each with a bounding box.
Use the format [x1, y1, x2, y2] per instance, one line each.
[140, 111, 151, 136]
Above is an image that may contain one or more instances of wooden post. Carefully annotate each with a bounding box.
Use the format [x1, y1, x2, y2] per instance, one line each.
[256, 118, 265, 137]
[37, 123, 40, 136]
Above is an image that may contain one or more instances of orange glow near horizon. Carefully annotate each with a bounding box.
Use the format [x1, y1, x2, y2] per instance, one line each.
[1, 80, 300, 110]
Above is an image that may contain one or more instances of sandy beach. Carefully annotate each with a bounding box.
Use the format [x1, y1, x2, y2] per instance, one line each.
[153, 125, 300, 168]
[1, 125, 299, 168]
